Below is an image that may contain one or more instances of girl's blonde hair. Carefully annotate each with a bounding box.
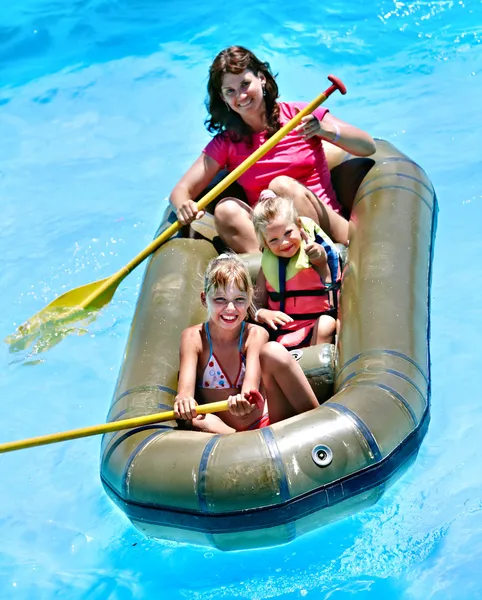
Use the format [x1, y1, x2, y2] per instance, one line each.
[204, 253, 256, 321]
[252, 194, 299, 247]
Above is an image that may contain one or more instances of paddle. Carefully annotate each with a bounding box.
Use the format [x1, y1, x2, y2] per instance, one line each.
[7, 75, 346, 349]
[0, 391, 265, 454]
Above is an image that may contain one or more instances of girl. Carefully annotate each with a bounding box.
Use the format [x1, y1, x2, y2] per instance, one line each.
[174, 254, 319, 432]
[252, 192, 341, 350]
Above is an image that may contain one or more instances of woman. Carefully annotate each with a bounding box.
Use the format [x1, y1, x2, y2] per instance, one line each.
[169, 46, 376, 250]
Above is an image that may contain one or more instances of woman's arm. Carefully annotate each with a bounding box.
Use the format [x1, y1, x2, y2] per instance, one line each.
[170, 153, 222, 225]
[296, 112, 376, 157]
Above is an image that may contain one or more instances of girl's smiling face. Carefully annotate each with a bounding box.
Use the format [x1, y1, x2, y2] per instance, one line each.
[221, 69, 266, 116]
[203, 282, 249, 329]
[264, 215, 302, 258]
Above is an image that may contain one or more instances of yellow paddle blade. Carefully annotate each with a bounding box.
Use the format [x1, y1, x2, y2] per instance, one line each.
[5, 307, 98, 355]
[5, 276, 121, 354]
[38, 276, 119, 312]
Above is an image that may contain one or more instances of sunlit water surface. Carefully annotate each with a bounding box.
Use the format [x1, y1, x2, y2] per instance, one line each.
[1, 0, 481, 598]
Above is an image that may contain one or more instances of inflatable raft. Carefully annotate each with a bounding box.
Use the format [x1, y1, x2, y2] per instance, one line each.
[100, 139, 437, 551]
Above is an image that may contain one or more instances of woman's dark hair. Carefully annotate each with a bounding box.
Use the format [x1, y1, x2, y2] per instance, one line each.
[205, 46, 280, 143]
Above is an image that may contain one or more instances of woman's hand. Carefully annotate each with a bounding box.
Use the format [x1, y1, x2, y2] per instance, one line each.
[295, 115, 341, 144]
[296, 113, 376, 156]
[174, 395, 200, 420]
[294, 115, 323, 140]
[256, 308, 293, 330]
[228, 393, 256, 417]
[300, 228, 328, 267]
[176, 199, 205, 226]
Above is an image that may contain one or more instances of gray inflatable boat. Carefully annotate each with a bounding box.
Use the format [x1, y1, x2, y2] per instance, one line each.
[100, 140, 437, 550]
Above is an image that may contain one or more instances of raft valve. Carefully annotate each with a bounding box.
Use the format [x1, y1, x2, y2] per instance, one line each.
[312, 444, 333, 467]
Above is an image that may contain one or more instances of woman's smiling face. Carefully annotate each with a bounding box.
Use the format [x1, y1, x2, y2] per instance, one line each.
[220, 69, 266, 116]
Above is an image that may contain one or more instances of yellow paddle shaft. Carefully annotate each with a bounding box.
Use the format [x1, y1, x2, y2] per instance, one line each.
[78, 79, 343, 310]
[0, 400, 229, 454]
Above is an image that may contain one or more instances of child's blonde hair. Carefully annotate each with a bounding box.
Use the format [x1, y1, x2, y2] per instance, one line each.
[204, 253, 256, 321]
[252, 194, 299, 247]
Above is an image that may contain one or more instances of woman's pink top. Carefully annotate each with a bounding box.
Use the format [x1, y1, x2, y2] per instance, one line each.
[203, 101, 341, 212]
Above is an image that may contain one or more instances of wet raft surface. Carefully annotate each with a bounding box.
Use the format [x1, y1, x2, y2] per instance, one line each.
[100, 140, 437, 551]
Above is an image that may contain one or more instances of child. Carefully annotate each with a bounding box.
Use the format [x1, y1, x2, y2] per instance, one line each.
[252, 192, 341, 351]
[174, 254, 319, 432]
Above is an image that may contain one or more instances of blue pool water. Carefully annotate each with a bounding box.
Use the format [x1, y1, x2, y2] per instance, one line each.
[1, 0, 481, 597]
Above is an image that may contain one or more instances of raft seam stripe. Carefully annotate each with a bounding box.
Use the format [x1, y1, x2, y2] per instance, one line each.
[337, 349, 427, 383]
[197, 435, 221, 512]
[286, 521, 297, 542]
[102, 425, 172, 464]
[357, 170, 434, 196]
[109, 403, 174, 423]
[427, 194, 438, 390]
[338, 368, 426, 402]
[354, 185, 433, 210]
[121, 429, 171, 498]
[260, 427, 291, 503]
[152, 210, 180, 240]
[371, 155, 427, 173]
[384, 368, 426, 401]
[326, 402, 382, 461]
[110, 385, 177, 411]
[116, 384, 177, 401]
[339, 381, 418, 426]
